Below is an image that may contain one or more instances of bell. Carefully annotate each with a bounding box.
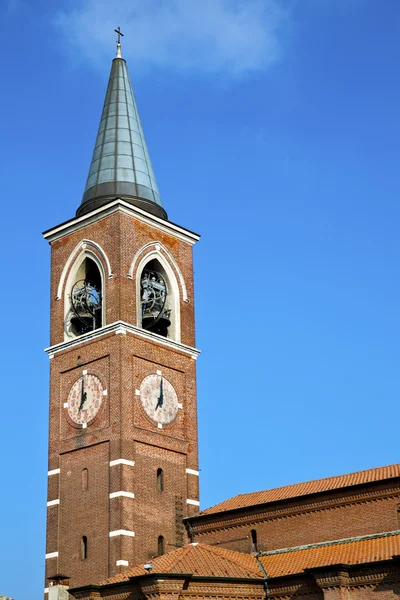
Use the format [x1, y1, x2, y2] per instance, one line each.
[143, 313, 171, 337]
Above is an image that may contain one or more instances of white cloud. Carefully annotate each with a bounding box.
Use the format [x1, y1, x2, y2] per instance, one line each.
[55, 0, 292, 77]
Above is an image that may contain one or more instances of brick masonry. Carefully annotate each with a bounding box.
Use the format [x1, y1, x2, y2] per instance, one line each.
[67, 553, 400, 600]
[187, 479, 400, 553]
[45, 207, 200, 589]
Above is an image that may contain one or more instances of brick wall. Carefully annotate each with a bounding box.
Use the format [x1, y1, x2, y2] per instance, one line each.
[58, 442, 109, 588]
[189, 482, 400, 553]
[45, 207, 200, 588]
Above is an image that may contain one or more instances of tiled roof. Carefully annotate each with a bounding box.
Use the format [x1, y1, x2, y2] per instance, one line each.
[259, 531, 400, 578]
[100, 532, 400, 587]
[199, 463, 400, 516]
[101, 543, 263, 584]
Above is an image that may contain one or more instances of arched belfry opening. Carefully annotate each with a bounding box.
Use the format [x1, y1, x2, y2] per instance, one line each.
[64, 255, 104, 339]
[138, 256, 179, 340]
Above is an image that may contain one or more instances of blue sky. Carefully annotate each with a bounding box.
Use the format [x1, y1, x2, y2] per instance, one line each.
[2, 1, 400, 598]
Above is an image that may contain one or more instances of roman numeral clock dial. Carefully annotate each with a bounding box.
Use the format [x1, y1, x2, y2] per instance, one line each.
[140, 373, 178, 425]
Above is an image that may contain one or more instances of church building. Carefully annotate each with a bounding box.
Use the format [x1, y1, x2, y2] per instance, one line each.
[43, 35, 400, 600]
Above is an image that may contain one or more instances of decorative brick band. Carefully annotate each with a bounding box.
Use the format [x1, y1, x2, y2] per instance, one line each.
[45, 552, 58, 559]
[109, 459, 135, 467]
[187, 499, 200, 506]
[47, 499, 60, 507]
[48, 468, 60, 476]
[109, 530, 135, 538]
[109, 491, 135, 499]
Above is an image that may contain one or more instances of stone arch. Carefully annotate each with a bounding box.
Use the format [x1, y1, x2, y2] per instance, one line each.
[56, 240, 112, 301]
[135, 248, 181, 342]
[129, 241, 188, 302]
[63, 248, 106, 340]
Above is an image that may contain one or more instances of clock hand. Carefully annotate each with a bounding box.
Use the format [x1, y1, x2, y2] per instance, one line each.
[155, 376, 164, 410]
[79, 376, 87, 410]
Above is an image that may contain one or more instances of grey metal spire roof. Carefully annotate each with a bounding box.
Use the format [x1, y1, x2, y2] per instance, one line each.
[77, 52, 166, 220]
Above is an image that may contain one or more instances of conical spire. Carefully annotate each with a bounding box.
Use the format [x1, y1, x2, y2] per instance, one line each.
[77, 47, 166, 220]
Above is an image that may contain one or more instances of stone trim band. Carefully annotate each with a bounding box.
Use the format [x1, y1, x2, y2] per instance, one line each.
[109, 530, 135, 538]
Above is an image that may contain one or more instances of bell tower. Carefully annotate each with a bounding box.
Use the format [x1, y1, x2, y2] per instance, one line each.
[44, 36, 200, 593]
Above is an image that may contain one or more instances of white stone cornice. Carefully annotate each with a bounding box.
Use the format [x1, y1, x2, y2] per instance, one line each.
[110, 459, 135, 467]
[48, 468, 60, 476]
[44, 320, 201, 358]
[109, 491, 135, 499]
[116, 559, 129, 566]
[186, 468, 200, 476]
[42, 199, 200, 246]
[47, 499, 60, 507]
[187, 499, 200, 506]
[109, 529, 135, 538]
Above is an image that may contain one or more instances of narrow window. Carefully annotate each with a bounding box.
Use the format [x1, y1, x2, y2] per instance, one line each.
[250, 529, 257, 553]
[82, 468, 88, 491]
[157, 535, 165, 556]
[81, 536, 88, 560]
[397, 506, 400, 528]
[157, 468, 164, 492]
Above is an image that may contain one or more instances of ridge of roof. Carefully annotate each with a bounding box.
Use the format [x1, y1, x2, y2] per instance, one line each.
[99, 543, 263, 585]
[167, 544, 194, 571]
[198, 462, 400, 517]
[200, 543, 262, 577]
[259, 529, 400, 557]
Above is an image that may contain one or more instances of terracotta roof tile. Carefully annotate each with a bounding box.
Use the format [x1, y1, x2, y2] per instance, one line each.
[259, 531, 400, 578]
[100, 543, 263, 585]
[99, 532, 400, 587]
[199, 463, 400, 516]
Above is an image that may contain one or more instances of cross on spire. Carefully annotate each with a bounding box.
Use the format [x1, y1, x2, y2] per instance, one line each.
[114, 26, 124, 44]
[114, 26, 124, 58]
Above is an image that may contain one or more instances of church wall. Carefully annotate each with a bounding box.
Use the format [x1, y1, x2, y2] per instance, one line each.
[190, 483, 400, 552]
[68, 568, 400, 600]
[268, 582, 400, 600]
[133, 443, 187, 561]
[69, 578, 265, 600]
[58, 442, 110, 589]
[268, 565, 400, 600]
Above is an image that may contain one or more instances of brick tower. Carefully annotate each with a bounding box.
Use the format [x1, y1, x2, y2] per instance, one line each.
[43, 37, 200, 592]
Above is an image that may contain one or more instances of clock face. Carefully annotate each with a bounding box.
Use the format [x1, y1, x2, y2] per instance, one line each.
[140, 374, 178, 425]
[67, 373, 104, 425]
